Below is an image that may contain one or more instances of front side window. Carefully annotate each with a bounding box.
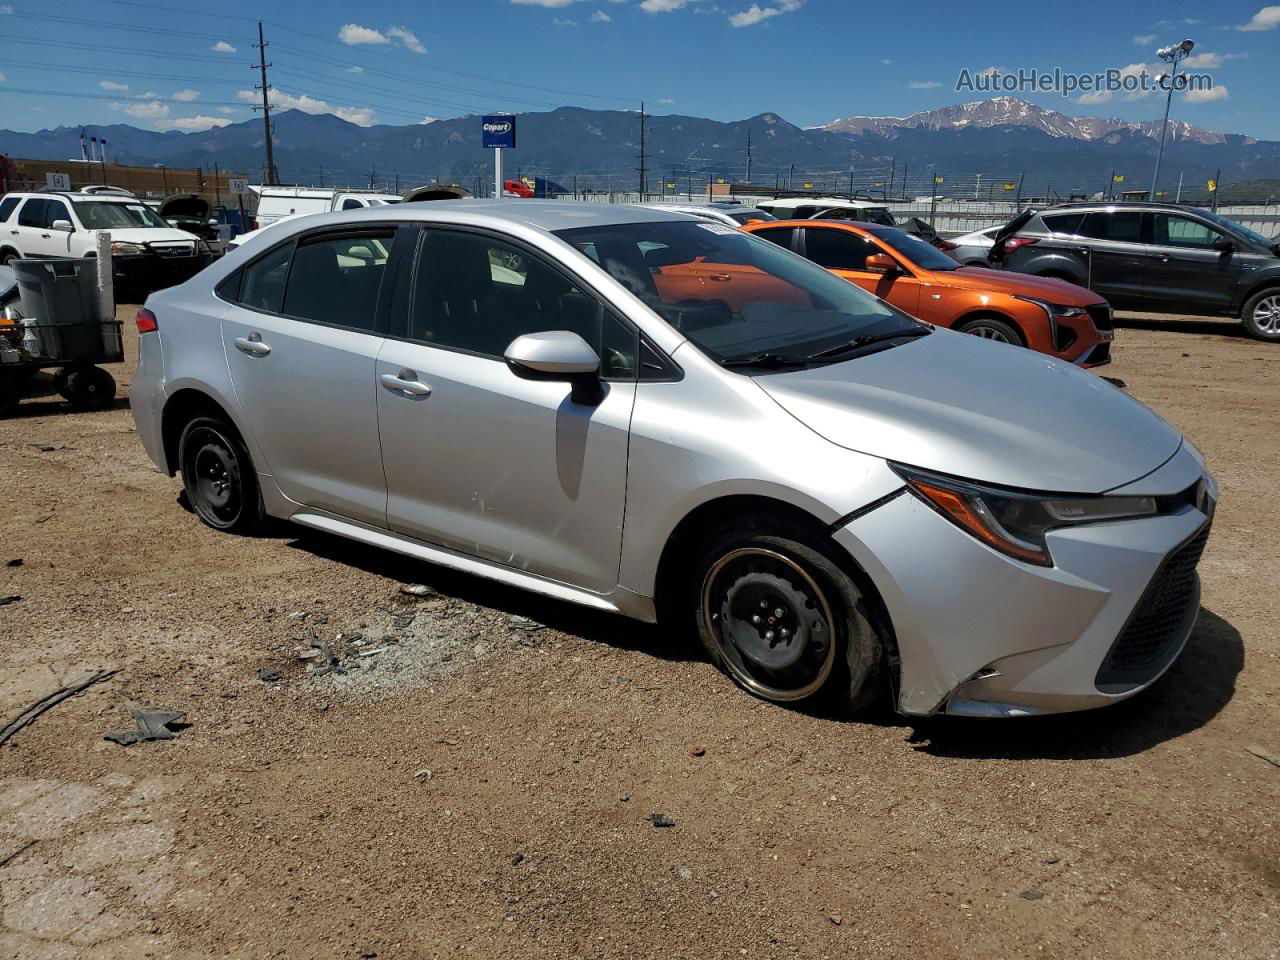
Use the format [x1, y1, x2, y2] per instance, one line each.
[872, 228, 961, 271]
[408, 230, 627, 371]
[555, 220, 920, 366]
[280, 231, 393, 332]
[71, 201, 169, 230]
[239, 241, 293, 314]
[1081, 211, 1143, 243]
[1153, 214, 1224, 249]
[44, 200, 72, 228]
[803, 227, 880, 270]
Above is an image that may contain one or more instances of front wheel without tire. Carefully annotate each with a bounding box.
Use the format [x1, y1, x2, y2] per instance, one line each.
[178, 416, 264, 534]
[1241, 289, 1280, 342]
[694, 524, 882, 713]
[62, 367, 116, 410]
[957, 316, 1024, 346]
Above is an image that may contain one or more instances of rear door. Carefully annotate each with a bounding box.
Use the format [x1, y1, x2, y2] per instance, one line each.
[12, 199, 51, 257]
[221, 226, 399, 527]
[1140, 212, 1238, 315]
[1076, 211, 1149, 307]
[799, 225, 922, 315]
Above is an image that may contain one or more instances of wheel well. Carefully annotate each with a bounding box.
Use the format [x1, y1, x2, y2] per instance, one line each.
[953, 310, 1027, 346]
[1034, 270, 1078, 284]
[160, 389, 234, 475]
[1242, 281, 1280, 313]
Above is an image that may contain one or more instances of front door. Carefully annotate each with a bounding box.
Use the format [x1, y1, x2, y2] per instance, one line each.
[221, 228, 396, 527]
[376, 227, 635, 593]
[801, 226, 923, 316]
[1140, 212, 1239, 315]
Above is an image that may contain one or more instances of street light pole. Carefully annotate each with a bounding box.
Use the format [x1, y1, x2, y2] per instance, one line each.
[1150, 38, 1194, 202]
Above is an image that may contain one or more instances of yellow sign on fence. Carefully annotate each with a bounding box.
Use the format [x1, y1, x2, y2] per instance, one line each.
[1207, 179, 1218, 192]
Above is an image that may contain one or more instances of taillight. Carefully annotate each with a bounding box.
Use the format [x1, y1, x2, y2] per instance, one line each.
[1002, 236, 1039, 253]
[247, 219, 258, 232]
[937, 240, 958, 251]
[135, 307, 158, 334]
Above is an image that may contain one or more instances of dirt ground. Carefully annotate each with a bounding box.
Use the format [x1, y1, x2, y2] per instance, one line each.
[1, 307, 1277, 960]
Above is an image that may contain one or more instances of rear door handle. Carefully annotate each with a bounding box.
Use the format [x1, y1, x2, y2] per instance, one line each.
[234, 333, 271, 357]
[380, 370, 432, 398]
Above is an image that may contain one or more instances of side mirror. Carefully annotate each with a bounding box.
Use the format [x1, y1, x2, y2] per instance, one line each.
[864, 253, 899, 274]
[504, 330, 604, 405]
[50, 219, 74, 233]
[1213, 237, 1234, 252]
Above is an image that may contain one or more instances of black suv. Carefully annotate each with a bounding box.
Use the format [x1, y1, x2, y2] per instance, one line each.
[988, 201, 1280, 341]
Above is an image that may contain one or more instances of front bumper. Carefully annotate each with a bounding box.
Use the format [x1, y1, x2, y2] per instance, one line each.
[113, 252, 214, 292]
[833, 446, 1214, 717]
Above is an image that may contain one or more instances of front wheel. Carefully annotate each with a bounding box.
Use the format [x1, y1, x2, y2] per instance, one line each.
[694, 523, 882, 713]
[957, 316, 1025, 346]
[1241, 289, 1280, 342]
[178, 416, 264, 534]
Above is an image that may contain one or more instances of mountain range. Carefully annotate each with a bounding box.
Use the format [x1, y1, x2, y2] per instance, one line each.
[2, 97, 1277, 195]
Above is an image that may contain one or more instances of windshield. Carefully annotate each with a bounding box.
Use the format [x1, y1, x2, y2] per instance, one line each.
[726, 209, 777, 224]
[72, 201, 170, 230]
[1199, 209, 1277, 248]
[872, 228, 962, 271]
[554, 220, 924, 366]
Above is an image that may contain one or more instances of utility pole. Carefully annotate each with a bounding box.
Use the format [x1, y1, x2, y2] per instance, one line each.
[888, 157, 895, 199]
[318, 165, 324, 187]
[637, 101, 647, 199]
[253, 20, 276, 185]
[745, 129, 752, 184]
[213, 160, 221, 210]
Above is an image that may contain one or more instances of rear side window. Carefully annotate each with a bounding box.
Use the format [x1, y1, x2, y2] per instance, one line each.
[803, 228, 879, 270]
[17, 198, 48, 228]
[239, 242, 293, 314]
[1042, 212, 1086, 235]
[753, 227, 794, 251]
[280, 231, 394, 332]
[0, 196, 19, 222]
[341, 198, 364, 210]
[1081, 212, 1143, 243]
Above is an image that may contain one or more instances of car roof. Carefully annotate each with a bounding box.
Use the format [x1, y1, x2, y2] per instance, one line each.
[5, 192, 135, 204]
[1036, 200, 1210, 213]
[300, 199, 696, 232]
[763, 197, 887, 209]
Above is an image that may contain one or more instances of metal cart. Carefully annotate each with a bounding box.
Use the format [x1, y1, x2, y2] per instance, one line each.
[0, 261, 123, 417]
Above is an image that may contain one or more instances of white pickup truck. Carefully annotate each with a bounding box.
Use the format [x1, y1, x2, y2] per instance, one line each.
[230, 187, 403, 249]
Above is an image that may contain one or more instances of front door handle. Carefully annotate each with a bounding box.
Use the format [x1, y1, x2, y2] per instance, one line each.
[380, 370, 432, 398]
[40, 233, 51, 239]
[234, 333, 271, 357]
[707, 273, 732, 282]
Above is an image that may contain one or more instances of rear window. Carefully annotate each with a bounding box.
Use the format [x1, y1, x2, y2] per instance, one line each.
[0, 196, 19, 222]
[1042, 212, 1086, 235]
[1081, 211, 1143, 243]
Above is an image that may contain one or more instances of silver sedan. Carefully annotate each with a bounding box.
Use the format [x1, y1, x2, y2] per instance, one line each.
[129, 201, 1216, 718]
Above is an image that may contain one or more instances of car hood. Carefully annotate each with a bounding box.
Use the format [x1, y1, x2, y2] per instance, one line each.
[754, 328, 1181, 493]
[158, 194, 210, 220]
[94, 228, 201, 244]
[944, 267, 1098, 302]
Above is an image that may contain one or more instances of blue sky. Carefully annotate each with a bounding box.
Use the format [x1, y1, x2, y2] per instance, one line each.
[1, 0, 1278, 138]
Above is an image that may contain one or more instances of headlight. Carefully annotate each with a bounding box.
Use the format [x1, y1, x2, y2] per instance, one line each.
[892, 464, 1156, 567]
[111, 241, 146, 255]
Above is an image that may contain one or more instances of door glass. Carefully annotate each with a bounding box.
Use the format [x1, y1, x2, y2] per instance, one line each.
[0, 197, 21, 222]
[17, 199, 48, 228]
[281, 232, 393, 331]
[409, 230, 601, 360]
[1153, 214, 1223, 249]
[239, 241, 294, 314]
[803, 228, 880, 270]
[1081, 212, 1143, 243]
[1042, 212, 1086, 235]
[341, 198, 364, 210]
[43, 200, 71, 229]
[752, 227, 794, 250]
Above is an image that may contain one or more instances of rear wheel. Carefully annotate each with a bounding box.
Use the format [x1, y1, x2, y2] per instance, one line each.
[0, 249, 18, 266]
[957, 316, 1025, 346]
[178, 416, 264, 534]
[693, 520, 882, 713]
[1242, 289, 1280, 342]
[62, 367, 116, 410]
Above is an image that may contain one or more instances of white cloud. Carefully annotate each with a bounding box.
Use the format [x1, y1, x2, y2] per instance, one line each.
[1185, 84, 1229, 102]
[1076, 61, 1156, 104]
[1237, 5, 1280, 30]
[1133, 33, 1157, 44]
[657, 97, 673, 104]
[387, 25, 425, 53]
[590, 9, 611, 20]
[1183, 51, 1224, 67]
[881, 58, 892, 65]
[172, 88, 200, 102]
[348, 65, 365, 73]
[728, 0, 802, 27]
[98, 80, 129, 91]
[0, 71, 5, 82]
[909, 80, 942, 89]
[976, 65, 1003, 77]
[216, 106, 238, 115]
[172, 114, 232, 130]
[511, 0, 580, 6]
[640, 0, 688, 11]
[339, 23, 390, 45]
[137, 91, 160, 99]
[553, 15, 578, 24]
[112, 100, 169, 120]
[236, 88, 376, 126]
[420, 115, 438, 124]
[212, 40, 236, 53]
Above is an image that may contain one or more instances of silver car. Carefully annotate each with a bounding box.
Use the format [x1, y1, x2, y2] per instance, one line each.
[130, 201, 1216, 718]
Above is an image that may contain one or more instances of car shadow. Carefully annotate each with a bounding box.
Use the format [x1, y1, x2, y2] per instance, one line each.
[285, 529, 702, 665]
[901, 608, 1242, 760]
[1114, 313, 1250, 339]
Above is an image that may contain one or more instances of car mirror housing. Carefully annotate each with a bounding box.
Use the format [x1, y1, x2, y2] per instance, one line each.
[865, 253, 899, 274]
[1213, 237, 1234, 252]
[50, 219, 74, 233]
[504, 330, 604, 405]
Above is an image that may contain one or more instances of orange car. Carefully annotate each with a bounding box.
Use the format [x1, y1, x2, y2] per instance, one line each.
[742, 219, 1114, 366]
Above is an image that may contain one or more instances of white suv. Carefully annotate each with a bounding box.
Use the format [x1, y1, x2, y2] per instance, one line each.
[0, 189, 214, 295]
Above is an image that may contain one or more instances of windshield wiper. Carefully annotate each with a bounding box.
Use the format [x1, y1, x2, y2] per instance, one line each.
[719, 352, 812, 369]
[805, 327, 930, 361]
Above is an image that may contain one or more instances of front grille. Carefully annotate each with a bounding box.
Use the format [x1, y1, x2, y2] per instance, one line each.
[151, 243, 196, 258]
[1087, 303, 1114, 333]
[1083, 341, 1111, 365]
[1096, 524, 1210, 690]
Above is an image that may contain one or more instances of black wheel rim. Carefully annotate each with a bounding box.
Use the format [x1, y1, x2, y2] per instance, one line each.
[185, 427, 242, 528]
[700, 547, 837, 701]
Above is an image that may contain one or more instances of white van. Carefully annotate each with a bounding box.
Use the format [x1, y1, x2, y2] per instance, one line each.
[756, 197, 896, 226]
[251, 187, 403, 229]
